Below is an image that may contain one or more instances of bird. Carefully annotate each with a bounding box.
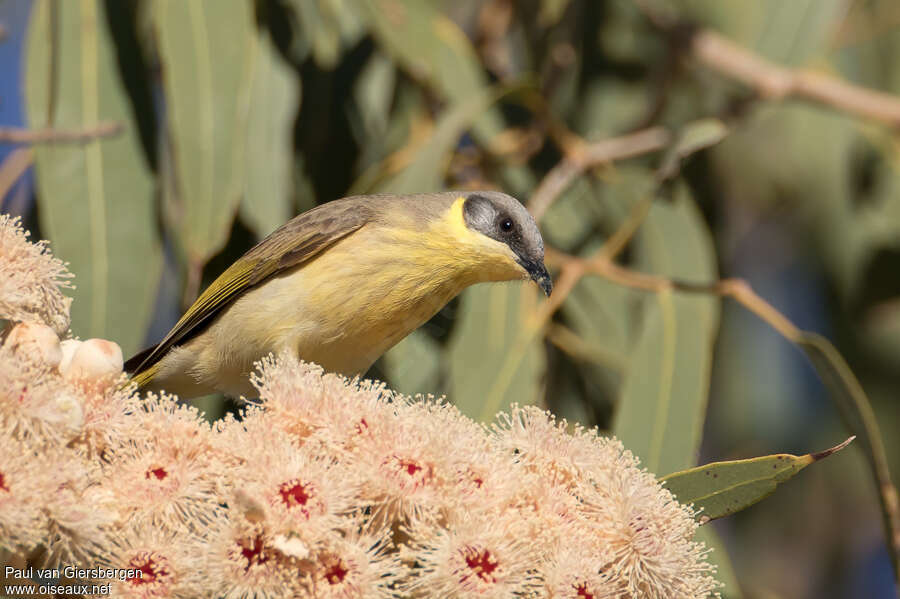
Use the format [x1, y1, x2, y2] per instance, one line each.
[125, 191, 552, 398]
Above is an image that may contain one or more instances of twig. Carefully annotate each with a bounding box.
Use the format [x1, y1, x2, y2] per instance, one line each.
[527, 126, 671, 222]
[689, 29, 900, 127]
[546, 322, 627, 371]
[0, 121, 124, 145]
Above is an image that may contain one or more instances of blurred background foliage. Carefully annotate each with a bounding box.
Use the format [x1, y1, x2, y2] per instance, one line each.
[2, 0, 900, 596]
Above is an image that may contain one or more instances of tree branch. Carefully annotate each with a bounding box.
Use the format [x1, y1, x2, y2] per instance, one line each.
[690, 29, 900, 127]
[0, 121, 124, 145]
[527, 126, 671, 222]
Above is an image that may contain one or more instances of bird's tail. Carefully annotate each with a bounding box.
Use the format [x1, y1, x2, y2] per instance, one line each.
[124, 345, 154, 373]
[129, 365, 158, 389]
[124, 346, 158, 389]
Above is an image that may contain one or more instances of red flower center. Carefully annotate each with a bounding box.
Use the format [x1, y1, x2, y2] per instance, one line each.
[402, 460, 421, 476]
[354, 418, 369, 435]
[462, 547, 499, 584]
[145, 467, 167, 480]
[324, 559, 349, 585]
[574, 582, 594, 598]
[238, 535, 269, 570]
[127, 553, 169, 586]
[0, 471, 8, 492]
[279, 479, 312, 511]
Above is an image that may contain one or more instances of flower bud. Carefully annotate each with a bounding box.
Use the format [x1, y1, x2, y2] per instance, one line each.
[4, 321, 62, 367]
[64, 338, 124, 380]
[58, 338, 82, 375]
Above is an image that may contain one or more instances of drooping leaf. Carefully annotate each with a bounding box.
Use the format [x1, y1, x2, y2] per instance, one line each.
[662, 437, 854, 521]
[613, 183, 719, 476]
[287, 0, 366, 68]
[657, 118, 729, 183]
[25, 0, 161, 354]
[796, 332, 900, 574]
[358, 0, 504, 142]
[351, 50, 397, 171]
[375, 83, 513, 194]
[152, 0, 255, 272]
[239, 30, 301, 238]
[380, 330, 442, 396]
[448, 283, 545, 421]
[553, 168, 655, 371]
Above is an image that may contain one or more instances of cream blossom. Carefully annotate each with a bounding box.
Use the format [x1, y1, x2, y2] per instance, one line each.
[0, 213, 719, 598]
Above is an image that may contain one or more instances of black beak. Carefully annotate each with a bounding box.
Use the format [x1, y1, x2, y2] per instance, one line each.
[525, 261, 553, 297]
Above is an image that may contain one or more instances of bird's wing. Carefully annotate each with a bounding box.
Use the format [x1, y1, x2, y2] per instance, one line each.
[126, 199, 373, 376]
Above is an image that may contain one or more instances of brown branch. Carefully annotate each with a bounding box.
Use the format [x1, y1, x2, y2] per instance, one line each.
[0, 121, 124, 145]
[527, 127, 671, 222]
[690, 29, 900, 127]
[546, 323, 627, 371]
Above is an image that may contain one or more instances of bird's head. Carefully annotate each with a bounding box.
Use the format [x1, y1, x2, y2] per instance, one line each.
[455, 191, 552, 296]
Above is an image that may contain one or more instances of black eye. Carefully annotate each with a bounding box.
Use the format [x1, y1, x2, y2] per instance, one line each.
[500, 218, 513, 232]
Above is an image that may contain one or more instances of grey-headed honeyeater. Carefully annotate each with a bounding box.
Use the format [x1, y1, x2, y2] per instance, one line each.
[125, 192, 551, 398]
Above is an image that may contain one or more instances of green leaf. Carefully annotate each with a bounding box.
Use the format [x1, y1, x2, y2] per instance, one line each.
[287, 0, 366, 68]
[656, 118, 728, 183]
[239, 30, 301, 238]
[375, 84, 512, 194]
[613, 183, 719, 476]
[554, 169, 655, 372]
[25, 0, 161, 354]
[152, 0, 255, 270]
[795, 332, 900, 576]
[448, 283, 546, 421]
[662, 437, 854, 521]
[351, 51, 396, 170]
[359, 0, 504, 141]
[380, 330, 442, 397]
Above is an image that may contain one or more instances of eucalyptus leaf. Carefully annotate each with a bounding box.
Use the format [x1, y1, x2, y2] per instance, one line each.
[351, 51, 396, 170]
[287, 0, 342, 69]
[239, 30, 301, 239]
[380, 330, 442, 396]
[662, 437, 854, 521]
[657, 118, 728, 183]
[613, 183, 719, 476]
[25, 0, 161, 354]
[152, 0, 255, 271]
[376, 84, 511, 194]
[448, 283, 545, 422]
[359, 0, 504, 142]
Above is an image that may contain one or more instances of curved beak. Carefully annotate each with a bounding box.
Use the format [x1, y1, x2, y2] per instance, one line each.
[524, 261, 553, 297]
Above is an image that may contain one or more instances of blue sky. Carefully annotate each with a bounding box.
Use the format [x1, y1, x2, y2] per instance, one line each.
[0, 0, 33, 215]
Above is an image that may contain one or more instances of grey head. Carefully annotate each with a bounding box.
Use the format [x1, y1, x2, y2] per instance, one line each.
[462, 191, 552, 296]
